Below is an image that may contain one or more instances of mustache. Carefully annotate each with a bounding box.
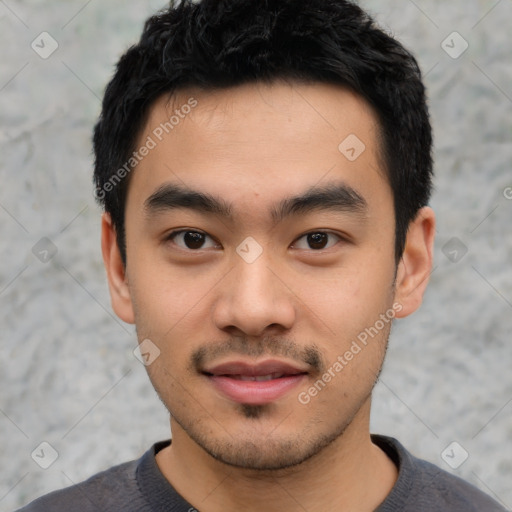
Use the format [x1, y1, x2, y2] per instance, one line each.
[190, 336, 325, 374]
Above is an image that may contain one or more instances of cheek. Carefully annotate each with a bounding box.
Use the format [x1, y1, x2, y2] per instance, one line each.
[295, 264, 390, 322]
[128, 258, 220, 350]
[294, 268, 395, 370]
[129, 263, 184, 339]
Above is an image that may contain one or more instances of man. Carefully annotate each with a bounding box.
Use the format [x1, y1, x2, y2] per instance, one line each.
[17, 0, 507, 510]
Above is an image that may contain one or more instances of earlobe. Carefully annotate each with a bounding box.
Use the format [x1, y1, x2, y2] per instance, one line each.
[101, 213, 135, 324]
[394, 207, 436, 318]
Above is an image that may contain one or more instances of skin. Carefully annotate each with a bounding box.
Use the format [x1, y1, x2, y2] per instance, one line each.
[102, 80, 435, 511]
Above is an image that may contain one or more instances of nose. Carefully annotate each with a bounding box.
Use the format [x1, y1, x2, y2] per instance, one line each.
[212, 253, 296, 337]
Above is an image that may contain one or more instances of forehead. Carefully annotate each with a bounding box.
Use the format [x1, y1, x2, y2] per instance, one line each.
[126, 80, 390, 220]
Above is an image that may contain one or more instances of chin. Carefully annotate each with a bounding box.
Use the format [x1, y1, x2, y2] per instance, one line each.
[175, 410, 350, 472]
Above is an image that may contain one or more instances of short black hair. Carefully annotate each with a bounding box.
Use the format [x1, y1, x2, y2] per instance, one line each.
[93, 0, 433, 265]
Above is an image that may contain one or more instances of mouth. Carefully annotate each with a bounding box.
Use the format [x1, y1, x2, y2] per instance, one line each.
[202, 359, 308, 405]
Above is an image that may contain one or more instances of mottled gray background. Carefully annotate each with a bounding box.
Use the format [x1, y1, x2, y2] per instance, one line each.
[1, 1, 511, 510]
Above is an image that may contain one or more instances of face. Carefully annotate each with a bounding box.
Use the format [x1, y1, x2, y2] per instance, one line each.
[103, 80, 433, 471]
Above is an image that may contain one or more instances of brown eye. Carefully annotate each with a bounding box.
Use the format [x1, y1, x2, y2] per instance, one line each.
[183, 231, 206, 249]
[168, 230, 217, 250]
[293, 232, 341, 250]
[307, 233, 329, 249]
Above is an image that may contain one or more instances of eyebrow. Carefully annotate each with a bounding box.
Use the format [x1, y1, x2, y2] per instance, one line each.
[143, 181, 368, 223]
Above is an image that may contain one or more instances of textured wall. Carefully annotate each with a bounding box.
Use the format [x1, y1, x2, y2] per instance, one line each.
[1, 1, 511, 510]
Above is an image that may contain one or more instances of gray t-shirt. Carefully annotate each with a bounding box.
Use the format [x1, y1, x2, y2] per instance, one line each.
[16, 435, 507, 511]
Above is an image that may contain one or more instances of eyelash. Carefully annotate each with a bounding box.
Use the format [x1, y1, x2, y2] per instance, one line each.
[165, 229, 344, 252]
[165, 230, 220, 251]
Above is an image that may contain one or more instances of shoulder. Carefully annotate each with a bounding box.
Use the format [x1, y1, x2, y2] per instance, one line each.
[373, 435, 508, 512]
[408, 457, 506, 511]
[15, 457, 144, 512]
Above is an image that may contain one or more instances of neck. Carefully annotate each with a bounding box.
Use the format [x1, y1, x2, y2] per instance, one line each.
[156, 397, 398, 512]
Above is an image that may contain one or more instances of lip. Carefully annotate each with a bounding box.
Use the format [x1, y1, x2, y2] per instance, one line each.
[203, 359, 309, 405]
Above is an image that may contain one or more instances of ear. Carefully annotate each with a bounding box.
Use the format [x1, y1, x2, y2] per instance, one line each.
[101, 213, 135, 324]
[393, 206, 436, 318]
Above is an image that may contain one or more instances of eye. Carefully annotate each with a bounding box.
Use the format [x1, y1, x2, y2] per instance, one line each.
[292, 231, 342, 250]
[166, 230, 219, 250]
